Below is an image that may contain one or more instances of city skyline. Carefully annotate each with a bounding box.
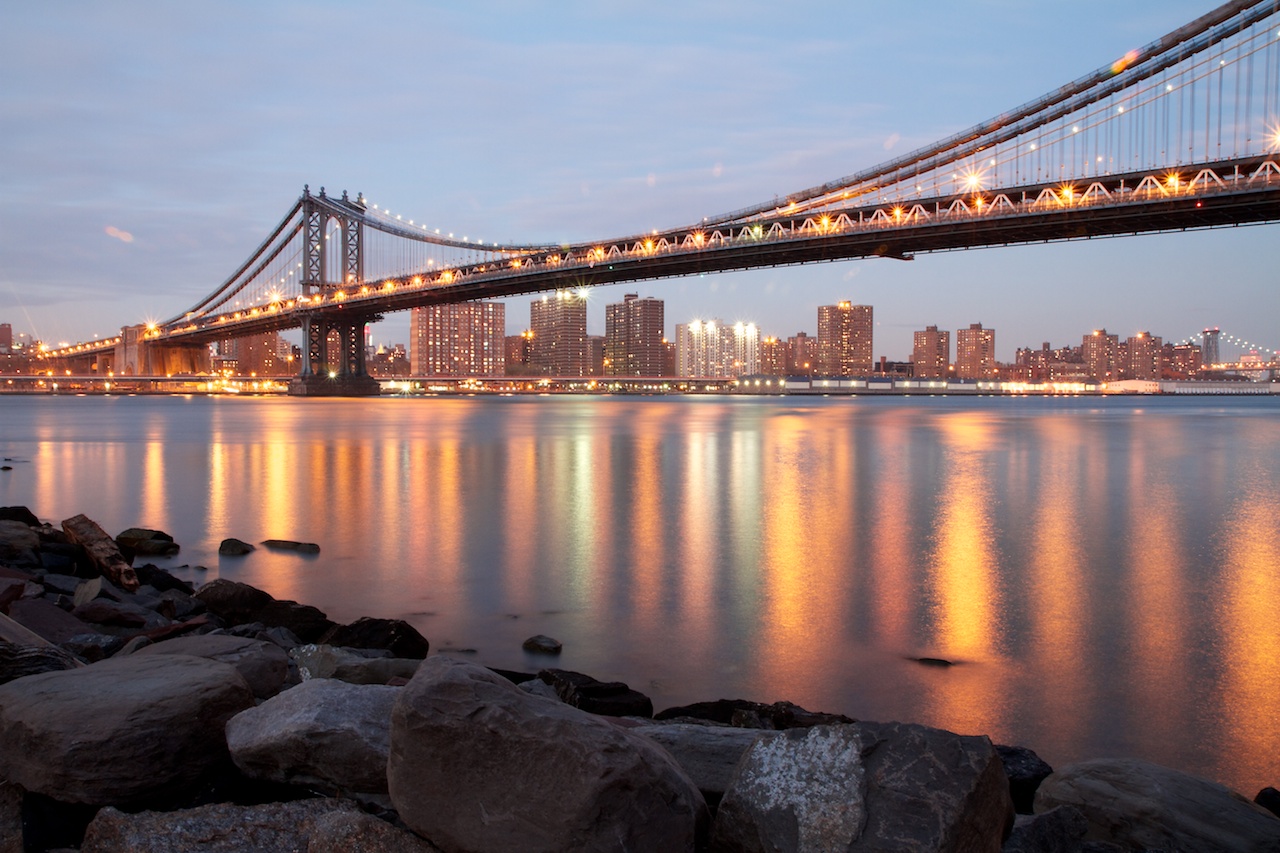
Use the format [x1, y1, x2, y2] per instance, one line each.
[2, 2, 1278, 362]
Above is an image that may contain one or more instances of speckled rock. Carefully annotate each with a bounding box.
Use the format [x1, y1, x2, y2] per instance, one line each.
[133, 633, 287, 699]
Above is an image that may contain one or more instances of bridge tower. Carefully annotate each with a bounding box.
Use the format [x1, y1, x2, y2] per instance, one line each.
[289, 186, 381, 396]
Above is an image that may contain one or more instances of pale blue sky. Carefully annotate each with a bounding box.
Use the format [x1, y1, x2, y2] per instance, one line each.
[2, 1, 1276, 360]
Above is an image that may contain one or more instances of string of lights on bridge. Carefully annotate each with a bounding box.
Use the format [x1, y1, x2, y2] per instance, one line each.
[1177, 330, 1279, 357]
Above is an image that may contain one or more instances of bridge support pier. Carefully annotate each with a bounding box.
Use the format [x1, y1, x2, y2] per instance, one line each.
[288, 313, 380, 397]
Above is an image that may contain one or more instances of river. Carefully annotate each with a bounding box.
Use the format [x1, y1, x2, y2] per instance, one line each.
[1, 393, 1277, 794]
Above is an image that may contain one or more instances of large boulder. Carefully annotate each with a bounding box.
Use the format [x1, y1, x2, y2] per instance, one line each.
[0, 653, 254, 806]
[0, 506, 40, 528]
[711, 721, 1013, 853]
[388, 656, 708, 852]
[1034, 758, 1280, 853]
[320, 617, 430, 659]
[0, 520, 39, 567]
[7, 598, 96, 644]
[0, 781, 20, 853]
[81, 798, 438, 853]
[0, 640, 81, 685]
[115, 528, 179, 559]
[634, 723, 781, 810]
[196, 579, 335, 642]
[134, 634, 288, 699]
[1002, 806, 1088, 853]
[291, 644, 421, 685]
[996, 744, 1054, 814]
[227, 678, 399, 794]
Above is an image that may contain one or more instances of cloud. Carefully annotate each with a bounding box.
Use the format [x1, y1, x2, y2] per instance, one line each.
[104, 225, 133, 243]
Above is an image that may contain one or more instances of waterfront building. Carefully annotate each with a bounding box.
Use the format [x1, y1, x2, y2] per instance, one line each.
[1125, 332, 1162, 380]
[760, 336, 786, 375]
[662, 339, 676, 377]
[505, 331, 534, 375]
[1083, 329, 1120, 382]
[1165, 343, 1202, 378]
[218, 332, 290, 377]
[0, 323, 11, 354]
[530, 291, 588, 377]
[675, 319, 759, 378]
[587, 335, 605, 376]
[786, 332, 817, 376]
[956, 323, 997, 380]
[604, 294, 664, 376]
[817, 302, 873, 376]
[411, 301, 505, 376]
[912, 325, 950, 379]
[1202, 327, 1221, 366]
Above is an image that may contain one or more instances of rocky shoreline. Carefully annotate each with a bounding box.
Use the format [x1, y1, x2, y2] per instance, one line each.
[1, 508, 1278, 852]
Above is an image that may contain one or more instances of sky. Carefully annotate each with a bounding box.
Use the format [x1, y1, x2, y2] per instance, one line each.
[2, 1, 1277, 362]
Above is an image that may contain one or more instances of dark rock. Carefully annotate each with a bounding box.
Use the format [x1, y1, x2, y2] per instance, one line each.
[61, 632, 127, 661]
[134, 563, 196, 594]
[0, 507, 40, 528]
[913, 656, 957, 666]
[635, 723, 781, 811]
[196, 578, 336, 643]
[0, 641, 81, 685]
[321, 617, 430, 659]
[35, 541, 93, 576]
[72, 598, 162, 629]
[227, 678, 400, 794]
[997, 743, 1055, 814]
[257, 625, 302, 649]
[262, 538, 320, 554]
[522, 633, 563, 654]
[0, 653, 255, 806]
[656, 697, 856, 729]
[134, 634, 288, 699]
[62, 514, 138, 590]
[80, 799, 432, 850]
[1035, 758, 1280, 853]
[517, 678, 559, 700]
[218, 537, 255, 556]
[7, 598, 96, 644]
[388, 657, 707, 852]
[0, 781, 19, 853]
[134, 613, 217, 643]
[156, 587, 204, 619]
[291, 644, 421, 684]
[115, 528, 180, 560]
[486, 665, 538, 683]
[39, 572, 82, 595]
[538, 667, 654, 717]
[0, 521, 39, 567]
[1256, 787, 1280, 819]
[18, 790, 98, 853]
[116, 635, 152, 655]
[711, 720, 1014, 853]
[1003, 806, 1089, 853]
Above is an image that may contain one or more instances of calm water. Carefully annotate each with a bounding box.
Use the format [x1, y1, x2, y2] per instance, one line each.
[1, 394, 1277, 793]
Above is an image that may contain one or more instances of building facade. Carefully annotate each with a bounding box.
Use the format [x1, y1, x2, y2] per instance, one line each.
[912, 325, 950, 379]
[674, 319, 759, 378]
[786, 332, 817, 376]
[759, 336, 786, 375]
[1202, 327, 1221, 366]
[955, 323, 997, 380]
[604, 293, 665, 376]
[530, 291, 588, 376]
[817, 302, 873, 376]
[411, 301, 505, 376]
[1082, 329, 1119, 382]
[1125, 332, 1162, 380]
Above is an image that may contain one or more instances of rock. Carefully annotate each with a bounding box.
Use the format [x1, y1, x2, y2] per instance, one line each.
[61, 632, 126, 661]
[538, 667, 654, 717]
[72, 597, 167, 629]
[1258, 787, 1280, 819]
[1035, 759, 1280, 853]
[655, 697, 856, 729]
[0, 781, 19, 853]
[291, 644, 420, 685]
[62, 514, 138, 590]
[0, 520, 39, 567]
[522, 633, 563, 654]
[997, 743, 1055, 814]
[156, 587, 204, 619]
[38, 572, 83, 595]
[711, 720, 1013, 853]
[7, 598, 96, 644]
[134, 562, 196, 594]
[134, 634, 288, 699]
[80, 799, 398, 853]
[116, 635, 152, 655]
[196, 578, 335, 642]
[388, 657, 707, 852]
[0, 653, 255, 806]
[308, 809, 442, 853]
[320, 617, 430, 659]
[227, 678, 400, 794]
[0, 640, 81, 684]
[257, 625, 302, 649]
[1003, 806, 1088, 853]
[36, 540, 93, 576]
[0, 506, 40, 527]
[218, 537, 255, 555]
[635, 723, 781, 810]
[115, 528, 180, 559]
[262, 538, 321, 554]
[517, 678, 559, 700]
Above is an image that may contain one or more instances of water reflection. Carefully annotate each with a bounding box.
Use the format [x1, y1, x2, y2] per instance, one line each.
[2, 395, 1279, 795]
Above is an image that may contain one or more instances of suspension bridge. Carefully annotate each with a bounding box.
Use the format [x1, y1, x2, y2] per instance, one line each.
[41, 0, 1280, 395]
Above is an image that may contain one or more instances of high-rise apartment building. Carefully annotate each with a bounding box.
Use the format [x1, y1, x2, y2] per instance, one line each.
[955, 323, 997, 380]
[411, 301, 505, 376]
[760, 336, 785, 375]
[218, 332, 290, 376]
[530, 291, 588, 376]
[1202, 327, 1221, 367]
[674, 319, 759, 378]
[817, 302, 873, 376]
[604, 293, 665, 376]
[912, 325, 950, 379]
[1125, 331, 1162, 380]
[786, 332, 817, 376]
[505, 331, 534, 374]
[1082, 329, 1119, 381]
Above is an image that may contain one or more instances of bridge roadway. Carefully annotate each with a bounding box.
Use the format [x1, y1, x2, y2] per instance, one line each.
[43, 154, 1280, 359]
